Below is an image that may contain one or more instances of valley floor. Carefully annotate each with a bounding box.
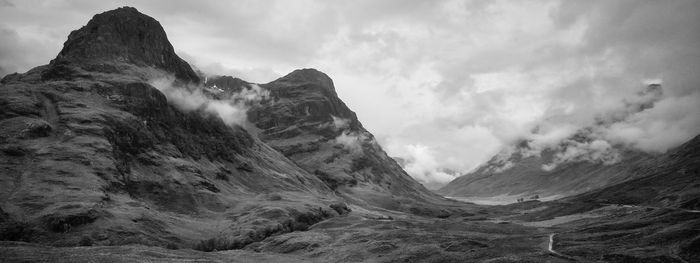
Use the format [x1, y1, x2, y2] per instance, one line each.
[3, 196, 697, 263]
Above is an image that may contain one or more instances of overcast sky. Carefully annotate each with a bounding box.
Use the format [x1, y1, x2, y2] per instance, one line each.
[2, 0, 699, 188]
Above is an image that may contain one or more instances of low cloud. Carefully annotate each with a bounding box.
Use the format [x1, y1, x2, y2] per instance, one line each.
[399, 144, 458, 189]
[502, 84, 668, 172]
[331, 115, 350, 130]
[334, 131, 365, 153]
[604, 93, 700, 152]
[331, 116, 372, 153]
[542, 139, 621, 171]
[149, 76, 268, 128]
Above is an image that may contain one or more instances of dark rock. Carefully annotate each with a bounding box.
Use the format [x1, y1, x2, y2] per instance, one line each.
[329, 203, 351, 215]
[43, 209, 102, 233]
[78, 236, 93, 246]
[680, 237, 700, 262]
[0, 144, 27, 156]
[0, 222, 41, 242]
[52, 7, 199, 83]
[197, 180, 220, 193]
[0, 117, 52, 141]
[236, 162, 254, 172]
[204, 75, 249, 99]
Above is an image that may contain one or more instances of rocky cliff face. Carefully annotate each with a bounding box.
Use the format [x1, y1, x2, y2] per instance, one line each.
[53, 7, 199, 83]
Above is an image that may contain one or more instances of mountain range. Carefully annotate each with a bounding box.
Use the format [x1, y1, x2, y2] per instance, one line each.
[1, 6, 698, 263]
[0, 6, 455, 249]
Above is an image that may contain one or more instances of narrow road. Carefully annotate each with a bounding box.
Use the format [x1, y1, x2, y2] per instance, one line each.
[548, 234, 559, 255]
[547, 233, 578, 261]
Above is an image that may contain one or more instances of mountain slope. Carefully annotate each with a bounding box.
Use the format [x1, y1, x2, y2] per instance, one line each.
[438, 131, 657, 200]
[439, 84, 675, 200]
[206, 69, 458, 216]
[0, 7, 346, 249]
[0, 6, 461, 251]
[567, 134, 700, 209]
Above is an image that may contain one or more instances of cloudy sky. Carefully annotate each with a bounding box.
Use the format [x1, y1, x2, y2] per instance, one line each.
[2, 0, 699, 189]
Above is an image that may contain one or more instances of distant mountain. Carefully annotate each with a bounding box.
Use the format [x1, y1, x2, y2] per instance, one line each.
[438, 129, 657, 199]
[437, 83, 679, 200]
[567, 134, 700, 209]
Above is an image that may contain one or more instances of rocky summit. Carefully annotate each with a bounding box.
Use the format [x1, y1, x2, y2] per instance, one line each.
[1, 6, 699, 263]
[54, 7, 199, 83]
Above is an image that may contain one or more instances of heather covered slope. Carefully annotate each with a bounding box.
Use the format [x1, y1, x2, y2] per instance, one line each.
[440, 133, 699, 206]
[494, 135, 700, 262]
[205, 69, 459, 215]
[566, 134, 700, 209]
[0, 7, 347, 249]
[438, 84, 678, 201]
[0, 6, 459, 252]
[3, 5, 698, 263]
[439, 134, 656, 200]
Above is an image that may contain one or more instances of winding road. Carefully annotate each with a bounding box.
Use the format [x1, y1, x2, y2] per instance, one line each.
[547, 234, 562, 256]
[547, 233, 578, 261]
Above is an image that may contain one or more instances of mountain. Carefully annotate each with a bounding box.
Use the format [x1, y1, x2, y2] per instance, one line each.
[0, 6, 455, 251]
[205, 69, 455, 215]
[2, 6, 698, 263]
[567, 134, 700, 209]
[499, 134, 700, 262]
[439, 84, 672, 200]
[53, 6, 199, 83]
[439, 130, 657, 199]
[0, 7, 347, 249]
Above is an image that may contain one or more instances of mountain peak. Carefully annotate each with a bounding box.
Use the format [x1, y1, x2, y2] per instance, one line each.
[273, 68, 337, 95]
[53, 6, 199, 82]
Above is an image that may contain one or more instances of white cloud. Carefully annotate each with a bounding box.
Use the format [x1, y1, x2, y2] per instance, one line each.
[333, 131, 366, 153]
[149, 76, 268, 128]
[399, 144, 458, 187]
[542, 139, 621, 171]
[331, 115, 350, 130]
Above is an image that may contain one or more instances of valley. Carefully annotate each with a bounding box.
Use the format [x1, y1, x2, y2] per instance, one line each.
[4, 195, 698, 262]
[1, 6, 698, 263]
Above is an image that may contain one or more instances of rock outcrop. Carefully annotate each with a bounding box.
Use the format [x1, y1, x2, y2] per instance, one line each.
[53, 7, 199, 83]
